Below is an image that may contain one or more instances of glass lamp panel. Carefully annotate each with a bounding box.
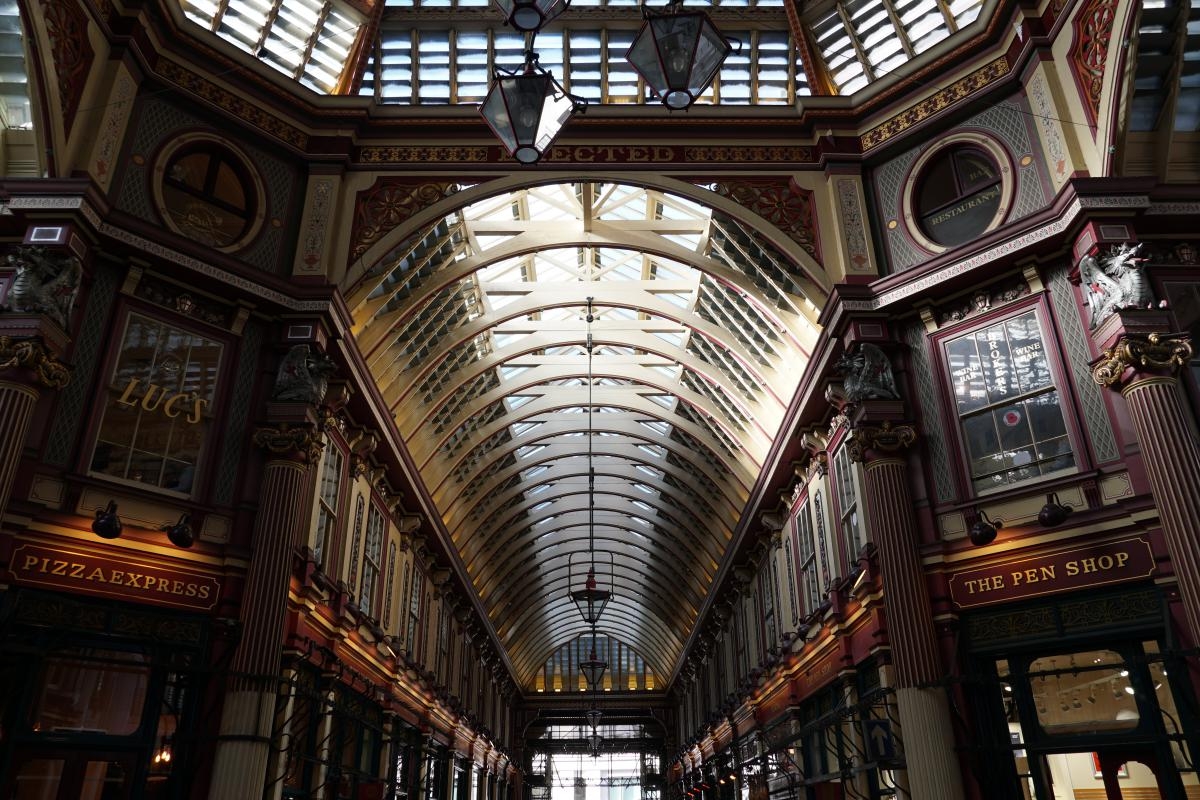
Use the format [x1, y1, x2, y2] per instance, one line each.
[481, 88, 518, 153]
[690, 22, 731, 95]
[628, 25, 668, 94]
[654, 14, 703, 86]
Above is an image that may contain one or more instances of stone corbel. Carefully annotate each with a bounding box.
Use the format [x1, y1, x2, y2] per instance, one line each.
[845, 420, 917, 464]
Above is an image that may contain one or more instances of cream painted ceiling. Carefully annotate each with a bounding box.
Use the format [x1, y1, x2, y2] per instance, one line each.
[347, 182, 824, 686]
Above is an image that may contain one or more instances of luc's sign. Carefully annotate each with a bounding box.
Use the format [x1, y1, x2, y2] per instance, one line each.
[946, 537, 1155, 609]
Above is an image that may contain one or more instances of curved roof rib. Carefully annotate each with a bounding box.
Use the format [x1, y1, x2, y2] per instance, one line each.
[347, 182, 821, 687]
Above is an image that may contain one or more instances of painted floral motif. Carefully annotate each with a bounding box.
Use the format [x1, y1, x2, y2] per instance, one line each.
[707, 178, 820, 264]
[1071, 0, 1117, 126]
[349, 179, 463, 261]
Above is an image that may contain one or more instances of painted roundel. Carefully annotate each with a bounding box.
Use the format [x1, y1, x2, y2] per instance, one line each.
[152, 134, 266, 252]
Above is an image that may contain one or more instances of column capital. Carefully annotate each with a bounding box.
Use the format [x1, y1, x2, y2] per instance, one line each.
[1092, 332, 1193, 388]
[846, 420, 916, 463]
[0, 335, 71, 389]
[252, 421, 325, 465]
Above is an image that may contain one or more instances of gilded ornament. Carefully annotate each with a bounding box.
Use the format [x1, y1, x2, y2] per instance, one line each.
[252, 422, 325, 464]
[846, 421, 917, 463]
[0, 336, 71, 388]
[1091, 332, 1193, 387]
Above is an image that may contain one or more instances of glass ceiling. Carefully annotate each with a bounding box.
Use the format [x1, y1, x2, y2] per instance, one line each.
[177, 0, 991, 100]
[346, 183, 822, 687]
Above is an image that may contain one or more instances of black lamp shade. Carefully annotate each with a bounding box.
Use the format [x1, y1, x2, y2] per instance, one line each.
[570, 569, 612, 625]
[481, 69, 577, 164]
[627, 10, 732, 110]
[585, 707, 602, 728]
[494, 0, 569, 31]
[579, 650, 608, 688]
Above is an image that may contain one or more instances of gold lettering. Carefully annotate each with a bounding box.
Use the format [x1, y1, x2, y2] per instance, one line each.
[197, 585, 212, 600]
[39, 557, 50, 573]
[116, 378, 142, 407]
[111, 570, 124, 585]
[1066, 560, 1079, 576]
[1116, 552, 1130, 569]
[50, 560, 68, 576]
[163, 392, 187, 418]
[655, 147, 673, 161]
[187, 397, 209, 425]
[140, 385, 168, 412]
[88, 567, 106, 582]
[21, 555, 38, 571]
[185, 583, 197, 597]
[69, 563, 85, 578]
[172, 580, 185, 595]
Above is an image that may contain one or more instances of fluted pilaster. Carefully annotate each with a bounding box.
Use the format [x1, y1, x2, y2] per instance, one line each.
[0, 336, 71, 521]
[209, 420, 323, 800]
[849, 419, 963, 799]
[1093, 332, 1200, 639]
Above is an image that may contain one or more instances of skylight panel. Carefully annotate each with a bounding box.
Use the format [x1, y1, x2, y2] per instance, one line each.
[568, 31, 604, 101]
[506, 395, 535, 410]
[516, 445, 547, 458]
[455, 31, 491, 102]
[639, 420, 670, 435]
[652, 331, 686, 347]
[632, 500, 654, 512]
[717, 34, 752, 103]
[606, 30, 641, 103]
[500, 365, 531, 380]
[417, 31, 451, 102]
[638, 444, 666, 458]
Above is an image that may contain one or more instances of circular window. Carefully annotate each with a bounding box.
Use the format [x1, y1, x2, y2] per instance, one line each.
[153, 135, 265, 252]
[914, 146, 1004, 247]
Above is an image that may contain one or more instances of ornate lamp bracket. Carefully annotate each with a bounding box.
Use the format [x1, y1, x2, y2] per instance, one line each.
[1092, 332, 1193, 388]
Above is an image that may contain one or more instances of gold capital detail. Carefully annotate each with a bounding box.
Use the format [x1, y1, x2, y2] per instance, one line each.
[1092, 332, 1193, 388]
[252, 422, 325, 465]
[847, 421, 917, 463]
[0, 336, 71, 389]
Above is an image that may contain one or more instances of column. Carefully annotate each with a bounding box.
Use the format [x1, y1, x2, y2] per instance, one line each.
[1092, 332, 1200, 637]
[208, 419, 325, 800]
[0, 335, 71, 521]
[848, 419, 964, 800]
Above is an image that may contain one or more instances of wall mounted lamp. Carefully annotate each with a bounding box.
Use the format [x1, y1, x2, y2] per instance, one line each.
[162, 512, 194, 548]
[1038, 492, 1073, 527]
[92, 501, 122, 540]
[968, 509, 1002, 546]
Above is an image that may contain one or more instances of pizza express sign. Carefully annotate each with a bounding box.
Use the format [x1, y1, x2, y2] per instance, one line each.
[947, 537, 1156, 609]
[9, 543, 221, 611]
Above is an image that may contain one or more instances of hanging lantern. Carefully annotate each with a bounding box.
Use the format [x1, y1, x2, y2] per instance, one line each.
[493, 0, 570, 32]
[570, 567, 612, 626]
[579, 646, 608, 689]
[480, 51, 584, 164]
[626, 1, 732, 110]
[585, 707, 602, 729]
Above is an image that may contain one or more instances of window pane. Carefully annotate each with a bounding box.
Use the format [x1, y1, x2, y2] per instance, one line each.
[90, 315, 223, 494]
[32, 650, 149, 735]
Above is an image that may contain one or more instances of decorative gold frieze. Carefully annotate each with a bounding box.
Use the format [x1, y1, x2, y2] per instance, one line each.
[1091, 332, 1193, 387]
[846, 421, 916, 463]
[0, 336, 71, 388]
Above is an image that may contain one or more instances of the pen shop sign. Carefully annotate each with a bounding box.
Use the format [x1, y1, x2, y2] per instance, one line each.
[8, 542, 221, 611]
[947, 537, 1156, 609]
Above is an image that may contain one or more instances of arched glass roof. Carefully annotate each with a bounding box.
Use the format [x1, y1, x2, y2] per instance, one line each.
[176, 0, 993, 101]
[347, 182, 821, 686]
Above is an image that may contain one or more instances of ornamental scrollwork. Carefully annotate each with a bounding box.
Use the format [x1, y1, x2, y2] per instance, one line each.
[0, 336, 71, 389]
[1091, 332, 1193, 387]
[846, 421, 917, 463]
[252, 422, 325, 465]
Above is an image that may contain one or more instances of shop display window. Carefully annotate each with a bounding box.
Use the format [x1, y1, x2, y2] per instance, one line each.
[89, 313, 224, 495]
[986, 641, 1200, 799]
[942, 307, 1076, 493]
[31, 649, 149, 736]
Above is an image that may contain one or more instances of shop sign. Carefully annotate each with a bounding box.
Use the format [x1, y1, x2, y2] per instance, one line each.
[8, 542, 221, 611]
[947, 536, 1155, 609]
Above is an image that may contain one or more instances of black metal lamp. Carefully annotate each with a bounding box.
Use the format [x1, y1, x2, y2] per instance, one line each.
[163, 512, 194, 548]
[626, 0, 733, 110]
[580, 639, 608, 689]
[494, 0, 569, 32]
[92, 501, 123, 540]
[1038, 492, 1073, 527]
[480, 50, 585, 164]
[968, 509, 1002, 546]
[586, 706, 602, 728]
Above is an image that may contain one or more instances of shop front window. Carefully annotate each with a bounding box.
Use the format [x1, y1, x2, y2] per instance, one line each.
[988, 642, 1200, 800]
[944, 308, 1075, 493]
[90, 314, 223, 495]
[32, 649, 149, 736]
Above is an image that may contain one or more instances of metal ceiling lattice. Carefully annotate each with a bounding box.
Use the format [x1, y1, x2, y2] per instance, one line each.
[348, 183, 823, 687]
